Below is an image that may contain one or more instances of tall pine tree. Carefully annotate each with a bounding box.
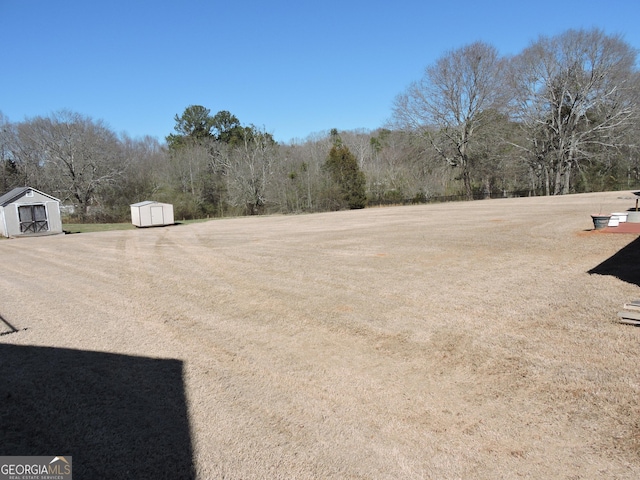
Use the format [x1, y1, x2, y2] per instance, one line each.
[324, 133, 367, 209]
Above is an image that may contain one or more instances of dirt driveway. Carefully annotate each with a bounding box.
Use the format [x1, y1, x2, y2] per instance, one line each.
[1, 191, 639, 478]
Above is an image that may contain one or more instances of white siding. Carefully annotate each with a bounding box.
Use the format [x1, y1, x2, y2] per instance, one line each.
[131, 202, 174, 227]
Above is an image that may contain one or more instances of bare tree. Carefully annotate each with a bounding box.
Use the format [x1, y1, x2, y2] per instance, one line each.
[7, 120, 50, 190]
[283, 132, 335, 212]
[506, 28, 638, 195]
[17, 111, 125, 219]
[0, 113, 21, 192]
[99, 135, 169, 219]
[366, 129, 425, 203]
[340, 129, 373, 169]
[270, 144, 315, 213]
[225, 127, 277, 215]
[392, 41, 506, 199]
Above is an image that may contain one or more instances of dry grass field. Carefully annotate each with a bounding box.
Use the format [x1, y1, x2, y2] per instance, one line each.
[1, 191, 640, 479]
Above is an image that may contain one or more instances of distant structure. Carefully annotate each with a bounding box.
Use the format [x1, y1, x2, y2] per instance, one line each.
[130, 201, 175, 228]
[0, 187, 63, 238]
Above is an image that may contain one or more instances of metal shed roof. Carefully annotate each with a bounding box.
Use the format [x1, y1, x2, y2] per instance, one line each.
[130, 200, 170, 207]
[0, 187, 61, 207]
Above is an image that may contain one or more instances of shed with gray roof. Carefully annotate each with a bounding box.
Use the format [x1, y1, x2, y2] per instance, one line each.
[0, 187, 63, 238]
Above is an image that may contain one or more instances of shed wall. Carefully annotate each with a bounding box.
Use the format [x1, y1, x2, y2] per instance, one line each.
[131, 203, 174, 227]
[131, 206, 143, 227]
[1, 200, 62, 237]
[0, 207, 7, 237]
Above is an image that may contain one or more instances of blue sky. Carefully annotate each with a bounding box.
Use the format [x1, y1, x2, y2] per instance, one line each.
[1, 0, 638, 144]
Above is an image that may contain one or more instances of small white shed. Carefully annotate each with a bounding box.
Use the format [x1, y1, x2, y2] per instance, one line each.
[130, 201, 174, 227]
[0, 187, 63, 238]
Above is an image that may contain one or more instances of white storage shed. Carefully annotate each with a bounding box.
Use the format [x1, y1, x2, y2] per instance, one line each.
[0, 187, 63, 238]
[130, 201, 174, 228]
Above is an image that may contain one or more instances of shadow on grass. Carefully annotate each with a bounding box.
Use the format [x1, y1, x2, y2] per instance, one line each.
[588, 236, 640, 287]
[0, 344, 195, 479]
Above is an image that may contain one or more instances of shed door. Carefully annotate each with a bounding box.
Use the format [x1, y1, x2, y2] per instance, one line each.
[19, 205, 48, 233]
[150, 206, 164, 225]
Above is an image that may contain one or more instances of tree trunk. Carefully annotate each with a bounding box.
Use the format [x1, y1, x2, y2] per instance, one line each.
[483, 176, 491, 199]
[553, 159, 563, 195]
[561, 138, 577, 195]
[561, 161, 572, 195]
[544, 165, 550, 196]
[462, 166, 473, 200]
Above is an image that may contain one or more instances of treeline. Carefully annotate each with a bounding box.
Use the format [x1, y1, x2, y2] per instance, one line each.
[1, 28, 639, 222]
